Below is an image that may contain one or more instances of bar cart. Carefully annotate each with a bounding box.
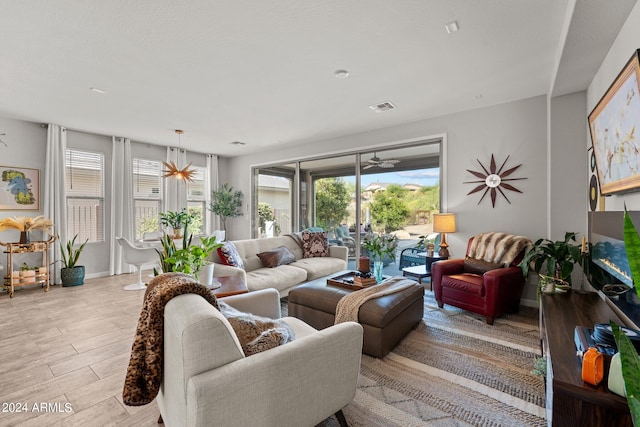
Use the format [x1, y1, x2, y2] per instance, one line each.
[1, 236, 56, 298]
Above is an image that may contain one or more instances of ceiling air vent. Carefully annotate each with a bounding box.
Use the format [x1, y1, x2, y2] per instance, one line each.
[369, 101, 396, 112]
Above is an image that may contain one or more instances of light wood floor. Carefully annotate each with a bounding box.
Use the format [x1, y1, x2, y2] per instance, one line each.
[0, 273, 161, 426]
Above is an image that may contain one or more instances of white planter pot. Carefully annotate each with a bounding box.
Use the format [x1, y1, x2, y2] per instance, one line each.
[200, 262, 220, 288]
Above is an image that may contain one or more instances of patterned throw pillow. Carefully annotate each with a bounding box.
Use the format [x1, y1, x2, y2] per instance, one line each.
[217, 241, 244, 269]
[302, 230, 329, 258]
[257, 246, 296, 268]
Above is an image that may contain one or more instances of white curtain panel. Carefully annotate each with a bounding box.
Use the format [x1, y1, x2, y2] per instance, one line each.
[109, 137, 134, 275]
[205, 153, 221, 234]
[163, 146, 187, 213]
[44, 124, 68, 285]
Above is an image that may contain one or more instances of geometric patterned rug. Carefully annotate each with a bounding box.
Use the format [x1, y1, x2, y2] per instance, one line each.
[300, 291, 546, 427]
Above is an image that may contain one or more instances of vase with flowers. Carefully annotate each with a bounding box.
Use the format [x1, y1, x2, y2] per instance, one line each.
[0, 215, 54, 244]
[362, 233, 398, 282]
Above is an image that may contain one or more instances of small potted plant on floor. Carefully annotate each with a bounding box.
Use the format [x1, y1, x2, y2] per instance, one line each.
[519, 232, 581, 296]
[59, 234, 88, 287]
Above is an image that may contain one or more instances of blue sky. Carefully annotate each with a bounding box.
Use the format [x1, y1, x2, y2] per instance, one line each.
[343, 168, 440, 187]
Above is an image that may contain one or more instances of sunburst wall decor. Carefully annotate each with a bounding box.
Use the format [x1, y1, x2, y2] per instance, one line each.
[464, 154, 526, 208]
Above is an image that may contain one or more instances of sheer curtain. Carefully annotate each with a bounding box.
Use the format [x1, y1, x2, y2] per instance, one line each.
[205, 153, 221, 234]
[44, 124, 68, 285]
[109, 137, 134, 275]
[164, 146, 187, 213]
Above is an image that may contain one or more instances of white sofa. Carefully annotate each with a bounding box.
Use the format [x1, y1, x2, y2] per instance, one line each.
[210, 236, 348, 297]
[156, 288, 364, 427]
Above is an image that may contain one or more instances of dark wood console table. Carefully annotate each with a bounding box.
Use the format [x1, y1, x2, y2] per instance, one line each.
[540, 292, 632, 426]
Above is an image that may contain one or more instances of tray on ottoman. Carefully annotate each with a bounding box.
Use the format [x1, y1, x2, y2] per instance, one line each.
[327, 271, 377, 290]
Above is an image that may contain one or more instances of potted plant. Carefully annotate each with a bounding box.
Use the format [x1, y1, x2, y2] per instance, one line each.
[156, 234, 222, 283]
[362, 233, 398, 282]
[208, 183, 243, 233]
[159, 208, 193, 239]
[609, 210, 640, 426]
[59, 234, 88, 287]
[519, 232, 582, 296]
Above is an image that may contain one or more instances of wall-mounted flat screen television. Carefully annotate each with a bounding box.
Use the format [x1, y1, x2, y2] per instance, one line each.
[589, 49, 640, 195]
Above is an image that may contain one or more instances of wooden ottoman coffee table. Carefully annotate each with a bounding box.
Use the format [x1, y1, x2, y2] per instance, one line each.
[288, 271, 424, 358]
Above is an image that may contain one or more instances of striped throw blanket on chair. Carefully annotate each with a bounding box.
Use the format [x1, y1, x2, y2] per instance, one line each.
[467, 232, 533, 266]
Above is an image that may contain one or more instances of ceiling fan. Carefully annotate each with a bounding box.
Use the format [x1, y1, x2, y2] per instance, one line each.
[363, 152, 400, 170]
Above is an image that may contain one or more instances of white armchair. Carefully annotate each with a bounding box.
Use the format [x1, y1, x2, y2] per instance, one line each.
[157, 288, 363, 427]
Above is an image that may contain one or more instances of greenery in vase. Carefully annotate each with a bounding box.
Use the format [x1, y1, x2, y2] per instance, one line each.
[208, 183, 243, 232]
[59, 234, 88, 268]
[362, 233, 398, 262]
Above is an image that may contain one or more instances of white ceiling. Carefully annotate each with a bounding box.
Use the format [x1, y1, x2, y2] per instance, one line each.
[0, 1, 635, 157]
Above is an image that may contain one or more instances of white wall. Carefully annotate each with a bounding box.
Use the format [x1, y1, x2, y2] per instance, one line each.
[549, 91, 588, 238]
[0, 117, 47, 272]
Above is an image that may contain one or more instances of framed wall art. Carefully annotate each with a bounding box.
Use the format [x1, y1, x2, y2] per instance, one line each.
[0, 165, 40, 210]
[589, 49, 640, 195]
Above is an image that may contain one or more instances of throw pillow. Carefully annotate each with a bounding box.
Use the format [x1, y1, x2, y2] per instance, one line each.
[257, 246, 296, 268]
[301, 230, 329, 258]
[463, 257, 503, 275]
[217, 241, 244, 269]
[217, 301, 295, 356]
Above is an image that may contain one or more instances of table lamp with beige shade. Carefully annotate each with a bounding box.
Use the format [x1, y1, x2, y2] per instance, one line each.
[433, 213, 456, 257]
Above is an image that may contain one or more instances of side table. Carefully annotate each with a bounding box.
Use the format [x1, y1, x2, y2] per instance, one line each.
[210, 275, 249, 298]
[402, 255, 447, 289]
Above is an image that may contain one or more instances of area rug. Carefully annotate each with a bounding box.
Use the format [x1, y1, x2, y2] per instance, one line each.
[284, 291, 546, 427]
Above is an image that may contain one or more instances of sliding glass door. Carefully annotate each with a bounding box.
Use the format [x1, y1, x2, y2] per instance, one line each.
[251, 139, 442, 261]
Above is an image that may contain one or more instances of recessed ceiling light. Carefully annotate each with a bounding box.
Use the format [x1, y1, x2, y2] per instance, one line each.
[231, 141, 246, 146]
[445, 21, 459, 34]
[90, 87, 106, 94]
[334, 69, 350, 78]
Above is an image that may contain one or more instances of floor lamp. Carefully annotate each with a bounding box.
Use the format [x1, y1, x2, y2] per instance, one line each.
[433, 213, 456, 258]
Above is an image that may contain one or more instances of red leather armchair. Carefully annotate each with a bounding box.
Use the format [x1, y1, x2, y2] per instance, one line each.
[432, 235, 528, 325]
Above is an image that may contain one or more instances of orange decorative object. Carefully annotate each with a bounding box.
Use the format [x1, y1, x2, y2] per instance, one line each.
[162, 160, 196, 182]
[581, 347, 604, 386]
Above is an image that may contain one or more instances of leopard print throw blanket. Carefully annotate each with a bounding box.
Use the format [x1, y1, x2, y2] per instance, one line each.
[334, 277, 416, 324]
[467, 232, 533, 266]
[122, 273, 218, 406]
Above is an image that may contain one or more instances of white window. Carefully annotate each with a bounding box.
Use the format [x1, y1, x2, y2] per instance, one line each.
[186, 166, 206, 234]
[65, 149, 105, 243]
[133, 158, 164, 240]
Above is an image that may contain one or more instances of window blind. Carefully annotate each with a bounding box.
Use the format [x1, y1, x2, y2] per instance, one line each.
[65, 149, 105, 243]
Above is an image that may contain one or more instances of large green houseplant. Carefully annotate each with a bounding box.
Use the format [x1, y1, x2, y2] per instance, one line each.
[208, 183, 243, 233]
[519, 232, 583, 296]
[611, 210, 640, 426]
[59, 234, 88, 287]
[519, 232, 582, 283]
